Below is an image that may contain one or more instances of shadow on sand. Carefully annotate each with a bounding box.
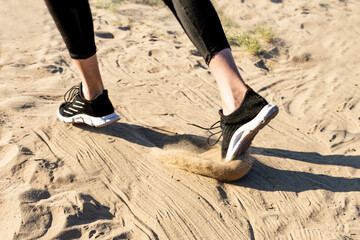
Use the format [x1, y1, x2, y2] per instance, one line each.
[75, 122, 360, 192]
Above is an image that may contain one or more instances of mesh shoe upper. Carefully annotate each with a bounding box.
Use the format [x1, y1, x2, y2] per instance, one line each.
[219, 88, 268, 158]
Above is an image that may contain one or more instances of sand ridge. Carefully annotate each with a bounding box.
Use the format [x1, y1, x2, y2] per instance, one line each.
[0, 0, 359, 239]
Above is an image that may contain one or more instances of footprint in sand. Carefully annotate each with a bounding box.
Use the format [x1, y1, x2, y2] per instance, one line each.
[14, 189, 52, 240]
[44, 64, 63, 74]
[95, 31, 115, 39]
[113, 231, 133, 240]
[12, 189, 115, 239]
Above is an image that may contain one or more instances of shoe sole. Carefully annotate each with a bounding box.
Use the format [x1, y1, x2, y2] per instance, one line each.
[57, 111, 120, 127]
[225, 104, 279, 162]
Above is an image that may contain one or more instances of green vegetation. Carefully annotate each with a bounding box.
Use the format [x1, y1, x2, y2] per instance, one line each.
[94, 0, 276, 55]
[95, 0, 162, 9]
[225, 25, 275, 55]
[254, 25, 275, 43]
[227, 31, 262, 55]
[217, 7, 276, 55]
[95, 0, 122, 11]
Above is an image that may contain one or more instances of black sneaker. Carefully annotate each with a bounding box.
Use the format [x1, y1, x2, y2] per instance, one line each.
[220, 88, 278, 162]
[57, 83, 120, 127]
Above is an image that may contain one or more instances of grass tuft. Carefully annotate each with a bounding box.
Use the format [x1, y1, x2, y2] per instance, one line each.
[215, 5, 277, 55]
[95, 0, 163, 10]
[95, 0, 122, 12]
[227, 31, 262, 55]
[254, 26, 275, 43]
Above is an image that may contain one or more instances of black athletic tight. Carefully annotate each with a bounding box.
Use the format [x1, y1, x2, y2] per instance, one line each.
[44, 0, 230, 65]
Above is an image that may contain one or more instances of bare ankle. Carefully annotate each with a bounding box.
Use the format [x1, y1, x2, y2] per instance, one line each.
[82, 84, 103, 100]
[222, 86, 248, 115]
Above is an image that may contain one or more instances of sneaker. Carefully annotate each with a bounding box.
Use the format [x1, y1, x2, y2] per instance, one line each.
[57, 83, 120, 127]
[220, 88, 278, 162]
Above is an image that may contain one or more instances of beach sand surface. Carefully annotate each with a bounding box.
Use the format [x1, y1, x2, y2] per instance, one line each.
[0, 0, 359, 239]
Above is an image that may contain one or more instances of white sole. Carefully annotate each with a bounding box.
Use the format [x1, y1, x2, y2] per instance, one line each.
[57, 111, 120, 127]
[225, 104, 279, 162]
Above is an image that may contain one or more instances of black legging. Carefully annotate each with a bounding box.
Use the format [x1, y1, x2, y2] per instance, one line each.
[44, 0, 230, 65]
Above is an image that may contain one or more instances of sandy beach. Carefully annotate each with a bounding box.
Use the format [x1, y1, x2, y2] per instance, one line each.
[0, 0, 359, 239]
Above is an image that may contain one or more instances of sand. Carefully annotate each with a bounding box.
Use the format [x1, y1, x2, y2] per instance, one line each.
[0, 0, 359, 239]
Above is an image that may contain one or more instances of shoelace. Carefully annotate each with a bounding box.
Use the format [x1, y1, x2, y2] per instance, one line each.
[64, 85, 80, 104]
[188, 120, 223, 146]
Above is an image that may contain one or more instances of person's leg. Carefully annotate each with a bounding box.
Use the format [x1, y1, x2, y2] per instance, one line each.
[73, 55, 104, 100]
[44, 0, 119, 126]
[162, 0, 247, 115]
[208, 48, 248, 115]
[44, 0, 103, 100]
[163, 0, 278, 160]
